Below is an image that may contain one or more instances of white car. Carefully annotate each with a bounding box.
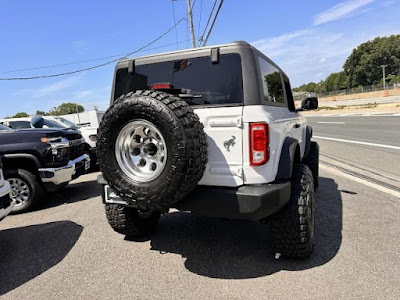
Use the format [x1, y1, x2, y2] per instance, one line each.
[0, 157, 13, 220]
[0, 116, 98, 168]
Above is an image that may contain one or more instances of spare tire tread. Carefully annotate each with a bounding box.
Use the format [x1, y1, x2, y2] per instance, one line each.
[98, 90, 207, 210]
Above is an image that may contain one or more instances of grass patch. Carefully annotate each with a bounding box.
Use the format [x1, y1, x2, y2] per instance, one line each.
[354, 102, 378, 109]
[317, 102, 379, 111]
[317, 105, 346, 111]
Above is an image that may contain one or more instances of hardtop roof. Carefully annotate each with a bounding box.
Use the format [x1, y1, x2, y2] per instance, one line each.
[117, 41, 252, 64]
[115, 40, 288, 79]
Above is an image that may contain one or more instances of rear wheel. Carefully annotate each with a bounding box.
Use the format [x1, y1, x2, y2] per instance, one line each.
[269, 163, 315, 257]
[5, 169, 44, 214]
[105, 204, 161, 236]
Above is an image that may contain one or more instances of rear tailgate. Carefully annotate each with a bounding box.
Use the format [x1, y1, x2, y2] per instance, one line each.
[194, 106, 244, 187]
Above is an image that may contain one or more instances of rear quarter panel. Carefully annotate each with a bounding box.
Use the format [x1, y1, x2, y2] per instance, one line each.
[242, 105, 304, 184]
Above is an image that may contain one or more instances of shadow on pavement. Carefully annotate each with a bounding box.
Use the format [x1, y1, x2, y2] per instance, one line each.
[0, 221, 83, 295]
[35, 177, 100, 211]
[149, 177, 343, 279]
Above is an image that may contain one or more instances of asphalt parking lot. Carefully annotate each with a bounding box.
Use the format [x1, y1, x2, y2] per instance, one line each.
[0, 168, 399, 300]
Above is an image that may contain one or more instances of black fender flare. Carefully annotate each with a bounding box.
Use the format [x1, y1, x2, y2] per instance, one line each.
[3, 153, 41, 169]
[304, 126, 313, 158]
[276, 137, 299, 180]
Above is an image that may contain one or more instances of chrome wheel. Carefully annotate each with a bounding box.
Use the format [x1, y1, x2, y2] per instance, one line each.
[115, 120, 167, 183]
[8, 178, 31, 207]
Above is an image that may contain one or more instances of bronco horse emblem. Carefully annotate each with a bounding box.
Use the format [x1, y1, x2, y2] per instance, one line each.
[224, 136, 236, 152]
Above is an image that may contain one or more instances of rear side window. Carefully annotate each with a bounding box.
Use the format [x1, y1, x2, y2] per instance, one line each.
[8, 121, 31, 129]
[283, 76, 295, 111]
[114, 54, 243, 105]
[258, 57, 284, 104]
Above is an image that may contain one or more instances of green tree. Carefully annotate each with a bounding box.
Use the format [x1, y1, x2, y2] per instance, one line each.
[12, 112, 30, 118]
[386, 73, 400, 83]
[343, 35, 400, 87]
[323, 71, 349, 92]
[35, 110, 47, 116]
[293, 81, 325, 94]
[55, 103, 84, 115]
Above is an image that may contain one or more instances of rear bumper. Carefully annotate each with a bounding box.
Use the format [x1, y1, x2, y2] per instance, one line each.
[97, 174, 291, 221]
[173, 183, 291, 221]
[39, 154, 90, 186]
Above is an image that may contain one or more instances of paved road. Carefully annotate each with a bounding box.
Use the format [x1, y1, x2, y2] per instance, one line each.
[1, 114, 399, 299]
[0, 167, 399, 299]
[307, 114, 400, 183]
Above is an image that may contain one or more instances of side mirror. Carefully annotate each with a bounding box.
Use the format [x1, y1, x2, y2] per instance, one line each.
[301, 97, 318, 111]
[31, 115, 45, 128]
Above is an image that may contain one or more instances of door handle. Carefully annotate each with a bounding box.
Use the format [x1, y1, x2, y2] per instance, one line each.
[293, 124, 301, 128]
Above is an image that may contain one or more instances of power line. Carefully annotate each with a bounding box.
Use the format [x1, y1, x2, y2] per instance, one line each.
[197, 0, 203, 38]
[0, 18, 186, 81]
[0, 40, 191, 75]
[198, 0, 218, 45]
[202, 0, 224, 46]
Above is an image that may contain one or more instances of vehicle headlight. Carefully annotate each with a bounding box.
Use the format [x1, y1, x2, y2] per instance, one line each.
[41, 136, 65, 143]
[41, 136, 70, 155]
[89, 135, 98, 142]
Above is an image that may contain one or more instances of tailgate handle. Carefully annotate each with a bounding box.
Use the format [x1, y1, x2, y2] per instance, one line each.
[210, 118, 243, 128]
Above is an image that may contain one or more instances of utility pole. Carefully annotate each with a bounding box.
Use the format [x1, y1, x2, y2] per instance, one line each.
[381, 64, 388, 90]
[76, 103, 81, 125]
[186, 0, 196, 48]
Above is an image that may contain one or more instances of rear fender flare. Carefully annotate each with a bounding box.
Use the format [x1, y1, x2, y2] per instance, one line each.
[276, 137, 299, 180]
[304, 126, 313, 158]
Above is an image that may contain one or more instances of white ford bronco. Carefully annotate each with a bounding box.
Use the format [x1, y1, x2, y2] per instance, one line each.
[97, 41, 319, 257]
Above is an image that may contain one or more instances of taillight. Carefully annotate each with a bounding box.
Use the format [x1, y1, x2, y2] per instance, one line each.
[250, 123, 269, 166]
[151, 83, 172, 90]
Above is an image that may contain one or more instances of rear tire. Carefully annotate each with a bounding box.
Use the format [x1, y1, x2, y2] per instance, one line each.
[269, 163, 315, 257]
[304, 141, 319, 190]
[5, 168, 44, 214]
[105, 204, 161, 237]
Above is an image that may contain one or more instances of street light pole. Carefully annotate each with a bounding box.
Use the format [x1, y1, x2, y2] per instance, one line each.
[186, 0, 196, 48]
[381, 64, 388, 90]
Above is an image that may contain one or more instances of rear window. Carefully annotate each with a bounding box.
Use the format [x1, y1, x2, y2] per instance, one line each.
[114, 54, 243, 105]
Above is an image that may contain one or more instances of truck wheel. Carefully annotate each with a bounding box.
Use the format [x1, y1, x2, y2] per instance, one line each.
[97, 90, 207, 210]
[269, 163, 315, 257]
[304, 141, 319, 190]
[105, 204, 161, 236]
[5, 169, 44, 214]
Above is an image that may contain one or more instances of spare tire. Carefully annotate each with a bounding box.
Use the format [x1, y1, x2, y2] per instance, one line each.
[97, 90, 207, 210]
